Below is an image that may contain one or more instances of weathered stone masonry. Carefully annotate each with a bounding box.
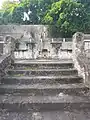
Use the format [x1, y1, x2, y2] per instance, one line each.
[0, 54, 11, 81]
[72, 32, 90, 86]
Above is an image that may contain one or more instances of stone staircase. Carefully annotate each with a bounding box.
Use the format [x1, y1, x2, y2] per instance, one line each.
[0, 59, 90, 119]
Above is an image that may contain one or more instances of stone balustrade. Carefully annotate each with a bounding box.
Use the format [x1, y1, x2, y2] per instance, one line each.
[0, 25, 73, 60]
[14, 39, 72, 60]
[72, 32, 90, 86]
[0, 54, 11, 81]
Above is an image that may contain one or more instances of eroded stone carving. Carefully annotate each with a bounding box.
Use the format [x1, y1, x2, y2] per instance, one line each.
[72, 32, 89, 83]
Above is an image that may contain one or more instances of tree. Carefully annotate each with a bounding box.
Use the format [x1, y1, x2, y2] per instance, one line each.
[1, 0, 19, 13]
[43, 0, 90, 37]
[0, 0, 90, 37]
[12, 6, 24, 24]
[0, 0, 20, 24]
[76, 0, 90, 32]
[76, 0, 90, 4]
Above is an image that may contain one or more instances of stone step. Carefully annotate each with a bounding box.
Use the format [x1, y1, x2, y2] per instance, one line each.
[14, 59, 73, 63]
[0, 110, 90, 120]
[6, 69, 78, 76]
[0, 111, 32, 119]
[0, 94, 90, 111]
[2, 76, 83, 85]
[13, 60, 74, 69]
[0, 83, 88, 96]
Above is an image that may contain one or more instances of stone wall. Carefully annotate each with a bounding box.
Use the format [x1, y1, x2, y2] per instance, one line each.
[0, 54, 11, 81]
[0, 25, 48, 40]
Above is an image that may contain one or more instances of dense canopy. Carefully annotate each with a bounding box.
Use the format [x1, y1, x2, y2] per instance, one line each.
[0, 0, 90, 37]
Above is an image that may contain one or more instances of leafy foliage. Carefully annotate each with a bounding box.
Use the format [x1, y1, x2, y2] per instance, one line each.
[0, 0, 90, 37]
[43, 0, 90, 37]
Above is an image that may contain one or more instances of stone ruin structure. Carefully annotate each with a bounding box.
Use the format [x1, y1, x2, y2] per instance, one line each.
[0, 25, 72, 60]
[0, 25, 90, 119]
